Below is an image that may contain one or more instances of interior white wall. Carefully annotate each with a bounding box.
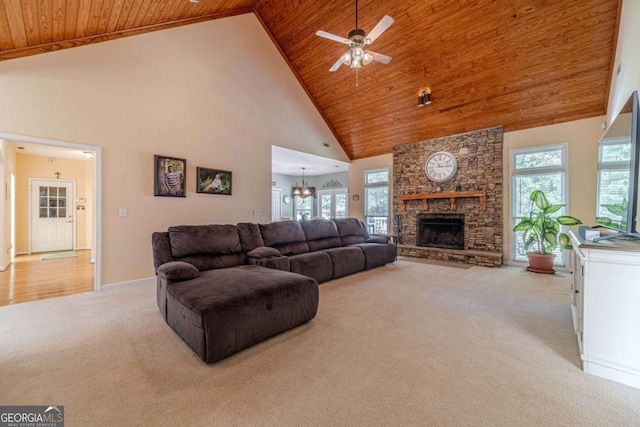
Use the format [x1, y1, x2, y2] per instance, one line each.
[0, 13, 347, 284]
[607, 0, 640, 123]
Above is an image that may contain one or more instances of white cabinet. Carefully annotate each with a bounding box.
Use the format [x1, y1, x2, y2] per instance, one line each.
[570, 231, 640, 389]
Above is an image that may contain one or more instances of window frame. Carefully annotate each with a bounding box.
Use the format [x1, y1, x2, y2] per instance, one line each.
[510, 143, 569, 266]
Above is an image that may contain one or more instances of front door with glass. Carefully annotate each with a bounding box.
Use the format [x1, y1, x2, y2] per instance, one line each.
[30, 179, 74, 253]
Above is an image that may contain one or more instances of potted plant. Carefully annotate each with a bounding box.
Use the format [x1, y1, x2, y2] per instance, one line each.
[513, 189, 582, 273]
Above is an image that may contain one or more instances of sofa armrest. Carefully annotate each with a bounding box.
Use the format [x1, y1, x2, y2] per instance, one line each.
[157, 261, 200, 282]
[246, 246, 290, 271]
[366, 235, 390, 244]
[247, 247, 282, 258]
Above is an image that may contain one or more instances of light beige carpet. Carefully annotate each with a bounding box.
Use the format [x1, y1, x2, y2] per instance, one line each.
[1, 260, 639, 426]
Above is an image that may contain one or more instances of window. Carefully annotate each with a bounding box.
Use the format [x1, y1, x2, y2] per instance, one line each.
[294, 196, 313, 221]
[364, 168, 389, 234]
[511, 144, 568, 265]
[596, 137, 631, 228]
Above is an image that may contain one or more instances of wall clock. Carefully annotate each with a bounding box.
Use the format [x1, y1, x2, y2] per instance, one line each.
[283, 195, 291, 204]
[425, 151, 458, 183]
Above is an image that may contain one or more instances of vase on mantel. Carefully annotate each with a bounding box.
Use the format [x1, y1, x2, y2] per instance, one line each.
[526, 252, 555, 274]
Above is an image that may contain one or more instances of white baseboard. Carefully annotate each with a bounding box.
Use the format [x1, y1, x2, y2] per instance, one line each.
[75, 247, 92, 251]
[102, 276, 155, 289]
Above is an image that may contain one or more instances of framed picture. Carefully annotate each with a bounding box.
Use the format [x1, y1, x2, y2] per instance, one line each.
[154, 155, 186, 197]
[197, 167, 232, 195]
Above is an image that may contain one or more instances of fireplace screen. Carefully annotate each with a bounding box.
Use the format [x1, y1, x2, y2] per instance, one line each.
[417, 214, 464, 250]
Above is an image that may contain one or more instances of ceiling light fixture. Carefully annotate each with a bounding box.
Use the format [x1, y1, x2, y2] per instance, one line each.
[418, 90, 432, 107]
[292, 167, 315, 199]
[316, 0, 394, 85]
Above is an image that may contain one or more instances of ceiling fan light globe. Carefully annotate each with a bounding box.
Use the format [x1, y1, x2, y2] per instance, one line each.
[363, 52, 373, 65]
[340, 52, 352, 65]
[352, 47, 364, 60]
[351, 59, 362, 68]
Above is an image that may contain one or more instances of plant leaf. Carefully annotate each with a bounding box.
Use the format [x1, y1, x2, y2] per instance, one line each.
[558, 232, 571, 249]
[544, 232, 557, 247]
[531, 190, 550, 210]
[556, 215, 582, 226]
[544, 204, 564, 215]
[524, 235, 535, 249]
[513, 218, 533, 232]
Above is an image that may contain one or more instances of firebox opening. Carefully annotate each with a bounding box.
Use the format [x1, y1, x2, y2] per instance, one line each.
[417, 214, 464, 250]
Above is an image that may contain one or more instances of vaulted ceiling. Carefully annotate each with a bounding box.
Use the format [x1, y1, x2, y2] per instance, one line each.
[0, 0, 621, 160]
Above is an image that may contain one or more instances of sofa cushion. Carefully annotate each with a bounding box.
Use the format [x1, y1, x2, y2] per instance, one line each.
[168, 224, 242, 257]
[157, 261, 200, 281]
[333, 218, 369, 245]
[237, 222, 265, 252]
[321, 246, 366, 279]
[288, 252, 333, 284]
[259, 221, 309, 255]
[165, 265, 319, 363]
[174, 253, 246, 272]
[301, 219, 342, 251]
[354, 242, 396, 269]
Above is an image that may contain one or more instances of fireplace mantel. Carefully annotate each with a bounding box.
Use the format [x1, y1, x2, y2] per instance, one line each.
[397, 190, 486, 212]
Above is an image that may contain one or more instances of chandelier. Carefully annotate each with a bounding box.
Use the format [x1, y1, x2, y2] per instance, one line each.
[292, 167, 315, 199]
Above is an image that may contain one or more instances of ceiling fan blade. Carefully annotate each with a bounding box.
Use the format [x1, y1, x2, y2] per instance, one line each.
[329, 58, 343, 72]
[316, 30, 349, 44]
[368, 51, 392, 64]
[366, 15, 394, 44]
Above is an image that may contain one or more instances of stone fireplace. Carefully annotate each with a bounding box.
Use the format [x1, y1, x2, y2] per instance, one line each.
[417, 214, 464, 250]
[393, 126, 503, 267]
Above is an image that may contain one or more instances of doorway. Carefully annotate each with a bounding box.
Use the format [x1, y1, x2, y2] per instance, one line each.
[0, 131, 102, 306]
[317, 188, 348, 219]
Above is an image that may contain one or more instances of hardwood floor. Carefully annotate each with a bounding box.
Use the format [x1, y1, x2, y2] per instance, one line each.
[0, 250, 94, 306]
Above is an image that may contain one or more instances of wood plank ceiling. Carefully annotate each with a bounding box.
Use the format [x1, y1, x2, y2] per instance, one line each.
[0, 0, 621, 160]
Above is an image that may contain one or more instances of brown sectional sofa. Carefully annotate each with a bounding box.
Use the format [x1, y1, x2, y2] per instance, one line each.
[152, 218, 395, 363]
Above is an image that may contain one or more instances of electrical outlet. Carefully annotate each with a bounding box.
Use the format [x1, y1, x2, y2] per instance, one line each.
[253, 209, 261, 216]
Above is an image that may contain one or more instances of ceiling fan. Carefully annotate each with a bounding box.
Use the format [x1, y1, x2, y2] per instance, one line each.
[316, 0, 394, 72]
